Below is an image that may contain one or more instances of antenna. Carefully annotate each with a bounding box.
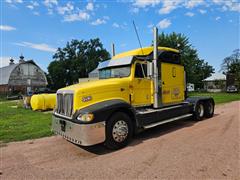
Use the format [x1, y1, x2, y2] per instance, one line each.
[132, 21, 144, 55]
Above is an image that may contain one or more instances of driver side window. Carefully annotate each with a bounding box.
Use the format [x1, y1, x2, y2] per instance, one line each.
[135, 63, 147, 78]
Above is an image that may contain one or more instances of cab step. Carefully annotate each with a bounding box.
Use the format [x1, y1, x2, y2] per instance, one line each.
[136, 103, 193, 127]
[143, 113, 192, 129]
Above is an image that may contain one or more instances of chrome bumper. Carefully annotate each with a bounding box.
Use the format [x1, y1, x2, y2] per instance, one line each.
[52, 116, 106, 146]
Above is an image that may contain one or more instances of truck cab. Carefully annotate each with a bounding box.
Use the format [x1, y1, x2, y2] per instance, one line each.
[98, 47, 185, 106]
[52, 43, 214, 149]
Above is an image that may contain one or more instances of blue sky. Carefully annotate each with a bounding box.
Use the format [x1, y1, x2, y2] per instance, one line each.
[1, 0, 239, 72]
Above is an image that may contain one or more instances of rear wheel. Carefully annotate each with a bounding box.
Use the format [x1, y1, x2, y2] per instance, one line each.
[204, 100, 214, 118]
[194, 101, 205, 121]
[105, 112, 133, 150]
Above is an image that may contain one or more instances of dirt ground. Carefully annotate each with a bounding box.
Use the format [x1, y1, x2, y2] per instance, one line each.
[1, 101, 239, 180]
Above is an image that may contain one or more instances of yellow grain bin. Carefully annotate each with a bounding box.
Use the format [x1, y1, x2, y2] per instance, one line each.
[31, 94, 56, 111]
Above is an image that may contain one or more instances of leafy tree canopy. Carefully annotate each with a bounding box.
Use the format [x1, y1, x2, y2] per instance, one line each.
[47, 38, 110, 90]
[221, 49, 240, 86]
[157, 32, 215, 88]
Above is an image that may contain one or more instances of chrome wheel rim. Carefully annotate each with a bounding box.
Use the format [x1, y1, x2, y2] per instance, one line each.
[198, 104, 204, 117]
[112, 120, 128, 142]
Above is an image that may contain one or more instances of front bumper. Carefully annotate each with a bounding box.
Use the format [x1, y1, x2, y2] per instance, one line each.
[52, 115, 106, 146]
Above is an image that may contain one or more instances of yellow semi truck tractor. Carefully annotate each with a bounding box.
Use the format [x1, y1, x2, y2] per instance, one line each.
[52, 28, 214, 149]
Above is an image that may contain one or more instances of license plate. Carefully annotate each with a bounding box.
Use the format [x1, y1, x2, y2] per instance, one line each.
[60, 120, 66, 132]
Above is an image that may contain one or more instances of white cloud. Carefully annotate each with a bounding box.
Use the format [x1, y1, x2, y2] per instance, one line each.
[63, 12, 90, 22]
[31, 1, 39, 6]
[158, 0, 181, 14]
[185, 12, 195, 17]
[112, 22, 120, 28]
[133, 0, 181, 14]
[224, 2, 240, 12]
[14, 42, 56, 53]
[47, 8, 53, 15]
[133, 0, 161, 8]
[157, 18, 171, 29]
[26, 1, 39, 10]
[5, 0, 23, 3]
[147, 23, 154, 29]
[0, 25, 16, 31]
[27, 5, 34, 10]
[133, 0, 206, 10]
[33, 11, 40, 16]
[159, 6, 176, 14]
[91, 18, 106, 26]
[184, 0, 204, 8]
[120, 43, 127, 47]
[43, 0, 58, 15]
[212, 0, 222, 4]
[57, 2, 74, 15]
[215, 16, 221, 21]
[211, 0, 240, 12]
[112, 22, 128, 30]
[43, 0, 58, 8]
[86, 2, 94, 11]
[132, 0, 239, 14]
[131, 7, 139, 13]
[199, 9, 207, 14]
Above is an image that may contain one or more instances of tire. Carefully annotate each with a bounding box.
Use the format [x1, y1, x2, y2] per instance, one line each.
[204, 100, 214, 118]
[194, 101, 205, 121]
[105, 112, 133, 150]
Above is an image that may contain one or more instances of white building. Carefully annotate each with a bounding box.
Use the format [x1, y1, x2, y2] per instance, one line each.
[203, 73, 226, 92]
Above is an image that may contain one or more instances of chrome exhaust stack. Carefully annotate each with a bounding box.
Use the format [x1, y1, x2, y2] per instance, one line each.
[153, 27, 162, 108]
[111, 43, 115, 57]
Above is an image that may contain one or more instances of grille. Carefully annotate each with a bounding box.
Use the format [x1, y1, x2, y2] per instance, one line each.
[56, 93, 73, 117]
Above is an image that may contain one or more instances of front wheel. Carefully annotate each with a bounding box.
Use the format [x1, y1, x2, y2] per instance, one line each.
[105, 112, 133, 150]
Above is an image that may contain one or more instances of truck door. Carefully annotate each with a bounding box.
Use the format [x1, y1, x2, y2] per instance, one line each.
[131, 62, 152, 106]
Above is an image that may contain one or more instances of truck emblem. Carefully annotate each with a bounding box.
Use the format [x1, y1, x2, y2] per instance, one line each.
[82, 96, 92, 102]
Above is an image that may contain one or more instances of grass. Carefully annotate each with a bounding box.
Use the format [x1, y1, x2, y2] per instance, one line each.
[0, 92, 239, 143]
[189, 92, 240, 104]
[0, 100, 53, 143]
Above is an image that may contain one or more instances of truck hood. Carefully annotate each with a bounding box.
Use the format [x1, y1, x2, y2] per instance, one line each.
[58, 78, 129, 93]
[57, 78, 131, 111]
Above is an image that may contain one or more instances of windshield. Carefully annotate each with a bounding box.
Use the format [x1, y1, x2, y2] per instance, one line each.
[99, 66, 131, 79]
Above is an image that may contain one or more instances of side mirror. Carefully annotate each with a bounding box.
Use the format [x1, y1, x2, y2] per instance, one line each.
[147, 62, 153, 78]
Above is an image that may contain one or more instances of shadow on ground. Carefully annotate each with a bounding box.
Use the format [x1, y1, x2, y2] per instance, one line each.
[77, 115, 219, 155]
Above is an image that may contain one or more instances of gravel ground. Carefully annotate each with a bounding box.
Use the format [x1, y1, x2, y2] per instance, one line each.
[1, 101, 239, 180]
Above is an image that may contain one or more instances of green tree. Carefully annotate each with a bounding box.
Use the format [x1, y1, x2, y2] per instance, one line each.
[48, 38, 110, 90]
[157, 32, 214, 88]
[221, 49, 240, 87]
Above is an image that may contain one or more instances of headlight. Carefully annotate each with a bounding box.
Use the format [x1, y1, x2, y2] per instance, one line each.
[77, 113, 94, 122]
